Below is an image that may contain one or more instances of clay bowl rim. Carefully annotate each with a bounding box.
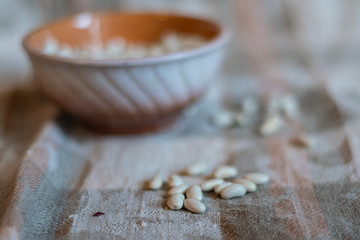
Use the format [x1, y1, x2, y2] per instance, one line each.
[22, 11, 231, 67]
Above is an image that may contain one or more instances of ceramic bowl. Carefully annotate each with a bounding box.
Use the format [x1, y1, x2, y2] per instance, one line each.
[23, 11, 230, 134]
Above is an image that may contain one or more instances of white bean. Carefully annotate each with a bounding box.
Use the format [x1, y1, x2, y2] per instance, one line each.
[168, 184, 189, 195]
[214, 182, 232, 194]
[242, 97, 259, 115]
[58, 44, 74, 58]
[167, 193, 185, 210]
[43, 33, 206, 59]
[186, 185, 203, 201]
[168, 174, 184, 187]
[268, 97, 282, 114]
[200, 178, 224, 191]
[243, 173, 270, 184]
[42, 37, 59, 55]
[213, 165, 238, 178]
[280, 95, 298, 117]
[259, 114, 283, 136]
[232, 179, 257, 192]
[147, 174, 163, 190]
[212, 111, 234, 128]
[185, 162, 207, 175]
[184, 199, 206, 213]
[220, 184, 246, 199]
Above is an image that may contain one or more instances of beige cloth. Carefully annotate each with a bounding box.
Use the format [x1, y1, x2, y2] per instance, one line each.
[1, 0, 360, 239]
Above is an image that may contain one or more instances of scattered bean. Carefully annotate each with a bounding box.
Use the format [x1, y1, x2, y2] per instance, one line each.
[186, 185, 203, 201]
[167, 193, 185, 210]
[259, 114, 283, 136]
[242, 97, 259, 116]
[220, 184, 246, 199]
[280, 95, 298, 117]
[147, 174, 163, 190]
[214, 182, 232, 194]
[185, 162, 207, 175]
[213, 165, 238, 178]
[168, 184, 189, 195]
[200, 178, 224, 191]
[243, 173, 270, 184]
[232, 178, 257, 192]
[168, 174, 184, 187]
[212, 111, 234, 128]
[184, 199, 206, 213]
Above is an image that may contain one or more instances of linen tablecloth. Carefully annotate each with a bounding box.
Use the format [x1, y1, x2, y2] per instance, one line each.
[1, 1, 360, 239]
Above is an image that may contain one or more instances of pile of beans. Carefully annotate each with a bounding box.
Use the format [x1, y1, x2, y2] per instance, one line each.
[212, 95, 313, 148]
[41, 32, 206, 60]
[146, 163, 269, 214]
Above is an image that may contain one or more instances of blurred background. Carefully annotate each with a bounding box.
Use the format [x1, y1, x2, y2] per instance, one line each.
[1, 0, 360, 93]
[2, 2, 360, 239]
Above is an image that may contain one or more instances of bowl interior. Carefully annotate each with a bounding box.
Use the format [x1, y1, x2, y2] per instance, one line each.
[26, 12, 221, 51]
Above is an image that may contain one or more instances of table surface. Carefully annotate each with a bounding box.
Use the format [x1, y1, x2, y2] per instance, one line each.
[1, 1, 360, 239]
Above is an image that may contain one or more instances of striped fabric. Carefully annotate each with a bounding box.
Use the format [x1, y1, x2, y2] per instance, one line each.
[1, 0, 360, 239]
